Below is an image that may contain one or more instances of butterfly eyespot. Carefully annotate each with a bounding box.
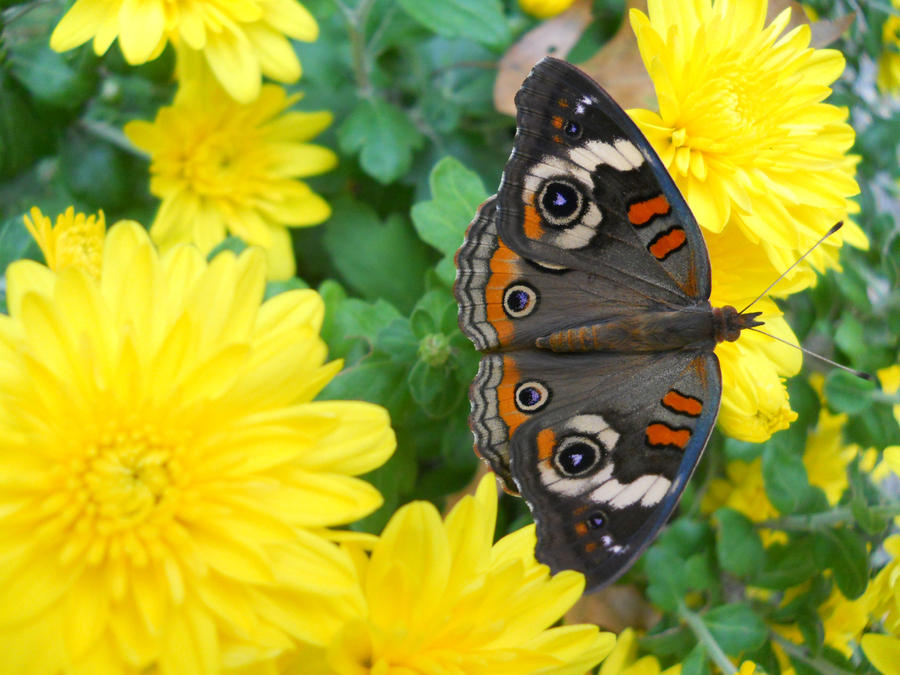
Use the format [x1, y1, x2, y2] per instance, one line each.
[503, 283, 538, 318]
[537, 179, 584, 228]
[563, 120, 581, 138]
[553, 436, 603, 477]
[585, 511, 607, 530]
[515, 380, 550, 412]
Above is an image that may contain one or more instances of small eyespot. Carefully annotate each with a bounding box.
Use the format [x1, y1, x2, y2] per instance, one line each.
[553, 436, 602, 477]
[585, 511, 607, 530]
[503, 283, 538, 318]
[537, 179, 584, 228]
[563, 120, 581, 138]
[515, 380, 550, 412]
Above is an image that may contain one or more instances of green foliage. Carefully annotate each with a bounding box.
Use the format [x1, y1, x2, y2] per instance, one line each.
[2, 0, 900, 672]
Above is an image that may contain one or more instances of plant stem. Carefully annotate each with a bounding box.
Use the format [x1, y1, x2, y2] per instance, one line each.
[78, 119, 147, 158]
[757, 502, 900, 531]
[332, 0, 377, 98]
[770, 632, 857, 675]
[677, 600, 738, 675]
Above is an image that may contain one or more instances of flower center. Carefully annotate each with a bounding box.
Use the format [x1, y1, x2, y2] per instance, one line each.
[84, 428, 177, 530]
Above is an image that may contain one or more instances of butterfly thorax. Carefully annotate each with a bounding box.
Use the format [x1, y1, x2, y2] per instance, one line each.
[534, 305, 763, 353]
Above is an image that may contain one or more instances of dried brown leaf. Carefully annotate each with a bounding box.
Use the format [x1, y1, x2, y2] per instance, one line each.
[493, 0, 593, 116]
[574, 0, 654, 110]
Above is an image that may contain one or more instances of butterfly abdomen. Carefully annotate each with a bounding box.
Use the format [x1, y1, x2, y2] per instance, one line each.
[535, 305, 759, 353]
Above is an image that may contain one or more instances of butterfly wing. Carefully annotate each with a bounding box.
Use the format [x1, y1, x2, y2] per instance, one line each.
[497, 57, 711, 301]
[455, 195, 690, 354]
[498, 348, 721, 589]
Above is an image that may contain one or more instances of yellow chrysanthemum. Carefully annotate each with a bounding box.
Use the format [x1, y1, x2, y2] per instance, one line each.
[863, 533, 900, 673]
[519, 0, 577, 20]
[628, 0, 870, 441]
[877, 1, 900, 95]
[295, 474, 616, 674]
[865, 535, 900, 635]
[705, 394, 855, 541]
[599, 628, 681, 675]
[125, 80, 336, 281]
[776, 584, 871, 659]
[0, 211, 395, 673]
[703, 456, 785, 546]
[22, 206, 105, 279]
[862, 633, 900, 674]
[49, 0, 317, 102]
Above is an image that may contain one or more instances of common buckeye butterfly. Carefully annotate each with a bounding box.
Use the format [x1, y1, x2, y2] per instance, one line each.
[453, 57, 761, 590]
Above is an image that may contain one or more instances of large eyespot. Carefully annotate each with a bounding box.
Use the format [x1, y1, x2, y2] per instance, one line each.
[563, 120, 582, 138]
[502, 283, 538, 318]
[553, 436, 603, 477]
[537, 178, 585, 228]
[515, 380, 550, 412]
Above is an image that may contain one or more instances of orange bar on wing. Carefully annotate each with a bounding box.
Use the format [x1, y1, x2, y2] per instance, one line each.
[649, 227, 686, 260]
[498, 356, 527, 435]
[523, 203, 545, 239]
[646, 423, 691, 449]
[628, 194, 670, 225]
[537, 427, 556, 461]
[662, 390, 703, 417]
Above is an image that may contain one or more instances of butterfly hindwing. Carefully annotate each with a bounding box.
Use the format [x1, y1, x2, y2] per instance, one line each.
[504, 349, 721, 589]
[497, 57, 711, 301]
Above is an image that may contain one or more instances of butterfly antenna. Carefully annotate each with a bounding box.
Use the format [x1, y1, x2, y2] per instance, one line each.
[748, 327, 872, 380]
[739, 222, 844, 315]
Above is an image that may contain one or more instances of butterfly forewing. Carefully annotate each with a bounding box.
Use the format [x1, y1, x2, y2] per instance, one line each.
[497, 57, 711, 301]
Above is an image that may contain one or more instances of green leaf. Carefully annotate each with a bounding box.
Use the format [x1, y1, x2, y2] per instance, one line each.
[207, 236, 248, 260]
[411, 289, 456, 338]
[714, 507, 765, 577]
[411, 156, 489, 256]
[753, 538, 820, 589]
[762, 439, 812, 514]
[819, 528, 868, 599]
[701, 603, 767, 655]
[322, 198, 430, 313]
[338, 98, 424, 184]
[264, 277, 308, 299]
[0, 71, 55, 179]
[408, 359, 464, 418]
[0, 214, 40, 275]
[645, 547, 688, 612]
[396, 0, 510, 47]
[8, 40, 98, 110]
[680, 643, 710, 675]
[375, 318, 419, 365]
[59, 131, 144, 211]
[824, 369, 876, 415]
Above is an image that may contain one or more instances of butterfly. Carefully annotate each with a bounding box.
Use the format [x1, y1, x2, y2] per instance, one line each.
[453, 57, 763, 590]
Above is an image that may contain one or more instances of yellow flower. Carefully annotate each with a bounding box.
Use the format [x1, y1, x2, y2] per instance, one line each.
[878, 365, 900, 426]
[627, 0, 869, 441]
[703, 456, 786, 546]
[49, 0, 317, 102]
[877, 1, 900, 95]
[125, 80, 336, 280]
[299, 474, 616, 674]
[0, 213, 395, 673]
[777, 583, 871, 659]
[599, 628, 681, 675]
[22, 206, 105, 279]
[519, 0, 577, 19]
[865, 535, 900, 635]
[705, 398, 854, 538]
[862, 633, 900, 674]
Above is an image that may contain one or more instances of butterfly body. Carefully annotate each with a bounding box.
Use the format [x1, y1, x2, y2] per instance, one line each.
[454, 57, 762, 590]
